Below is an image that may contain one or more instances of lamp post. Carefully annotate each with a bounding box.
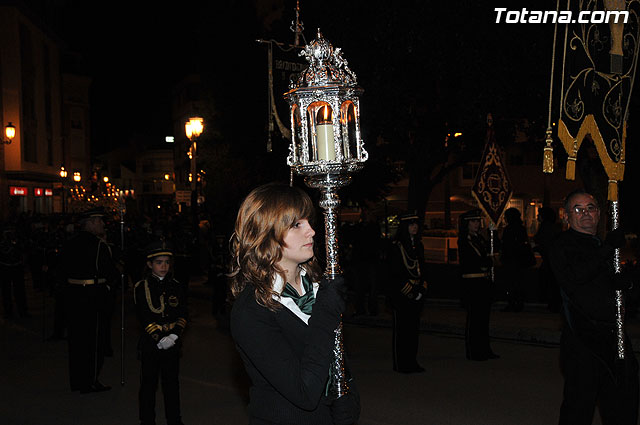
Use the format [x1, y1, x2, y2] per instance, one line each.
[185, 117, 204, 224]
[284, 30, 367, 398]
[59, 166, 68, 213]
[2, 122, 16, 144]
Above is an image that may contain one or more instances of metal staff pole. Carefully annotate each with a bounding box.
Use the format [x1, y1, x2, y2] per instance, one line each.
[611, 200, 625, 360]
[307, 175, 351, 398]
[119, 199, 126, 385]
[284, 30, 367, 400]
[41, 246, 47, 341]
[488, 222, 496, 284]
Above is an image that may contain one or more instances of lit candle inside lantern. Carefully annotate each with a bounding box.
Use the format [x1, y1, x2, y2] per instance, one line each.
[316, 106, 336, 161]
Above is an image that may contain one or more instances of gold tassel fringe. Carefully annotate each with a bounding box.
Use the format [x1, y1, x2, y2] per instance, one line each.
[566, 157, 576, 180]
[543, 146, 554, 174]
[557, 117, 625, 185]
[542, 128, 554, 174]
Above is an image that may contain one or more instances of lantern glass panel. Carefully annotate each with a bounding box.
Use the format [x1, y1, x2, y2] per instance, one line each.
[341, 102, 358, 159]
[305, 109, 317, 162]
[292, 105, 303, 162]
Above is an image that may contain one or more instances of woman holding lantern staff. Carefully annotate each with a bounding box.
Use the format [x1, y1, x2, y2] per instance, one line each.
[229, 182, 360, 425]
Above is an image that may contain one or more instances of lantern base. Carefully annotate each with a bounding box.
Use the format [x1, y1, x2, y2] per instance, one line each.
[292, 162, 364, 177]
[303, 174, 351, 278]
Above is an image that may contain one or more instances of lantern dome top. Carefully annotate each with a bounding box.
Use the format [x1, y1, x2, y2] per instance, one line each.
[292, 29, 358, 89]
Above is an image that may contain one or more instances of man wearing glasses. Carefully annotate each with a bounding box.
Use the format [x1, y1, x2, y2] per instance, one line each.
[550, 189, 638, 425]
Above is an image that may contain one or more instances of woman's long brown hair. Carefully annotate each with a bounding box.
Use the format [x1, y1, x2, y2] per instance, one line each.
[229, 183, 321, 310]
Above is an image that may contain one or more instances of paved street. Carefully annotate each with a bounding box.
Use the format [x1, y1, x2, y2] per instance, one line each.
[0, 277, 632, 425]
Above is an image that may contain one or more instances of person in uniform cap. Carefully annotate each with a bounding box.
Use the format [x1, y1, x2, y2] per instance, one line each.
[458, 208, 499, 361]
[134, 239, 188, 425]
[388, 211, 428, 373]
[58, 206, 119, 392]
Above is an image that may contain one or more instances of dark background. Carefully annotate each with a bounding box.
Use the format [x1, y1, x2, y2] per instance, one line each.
[15, 0, 640, 230]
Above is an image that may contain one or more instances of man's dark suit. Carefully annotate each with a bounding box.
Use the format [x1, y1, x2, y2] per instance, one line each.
[550, 228, 639, 425]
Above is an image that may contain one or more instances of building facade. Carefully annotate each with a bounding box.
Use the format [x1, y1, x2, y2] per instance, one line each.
[0, 5, 91, 219]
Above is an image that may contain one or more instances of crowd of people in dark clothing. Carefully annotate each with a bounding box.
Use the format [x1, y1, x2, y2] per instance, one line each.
[0, 203, 608, 350]
[0, 209, 228, 335]
[2, 203, 638, 329]
[2, 191, 640, 424]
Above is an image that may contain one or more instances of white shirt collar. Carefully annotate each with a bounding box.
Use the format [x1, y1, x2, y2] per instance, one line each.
[272, 267, 319, 324]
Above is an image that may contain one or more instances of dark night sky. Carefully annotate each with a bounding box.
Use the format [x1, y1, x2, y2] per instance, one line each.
[47, 1, 556, 151]
[49, 2, 205, 152]
[34, 0, 640, 227]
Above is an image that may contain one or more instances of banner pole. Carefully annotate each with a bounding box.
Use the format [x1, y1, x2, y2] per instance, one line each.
[120, 198, 126, 385]
[610, 199, 625, 360]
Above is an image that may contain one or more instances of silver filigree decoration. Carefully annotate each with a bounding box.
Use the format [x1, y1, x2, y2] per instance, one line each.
[328, 323, 348, 398]
[611, 200, 625, 360]
[292, 29, 357, 89]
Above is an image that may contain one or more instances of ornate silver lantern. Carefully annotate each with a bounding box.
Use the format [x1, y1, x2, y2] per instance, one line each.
[284, 30, 367, 399]
[285, 29, 367, 276]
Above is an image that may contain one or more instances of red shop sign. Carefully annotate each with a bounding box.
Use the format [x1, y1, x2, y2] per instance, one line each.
[9, 186, 27, 196]
[34, 188, 43, 196]
[44, 188, 53, 196]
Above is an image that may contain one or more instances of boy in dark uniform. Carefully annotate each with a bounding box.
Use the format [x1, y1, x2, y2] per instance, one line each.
[134, 240, 188, 425]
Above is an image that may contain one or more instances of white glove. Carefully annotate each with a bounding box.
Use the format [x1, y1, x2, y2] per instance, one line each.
[156, 336, 176, 350]
[167, 333, 178, 343]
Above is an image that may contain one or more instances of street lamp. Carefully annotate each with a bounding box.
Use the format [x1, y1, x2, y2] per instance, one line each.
[185, 117, 203, 141]
[73, 172, 81, 182]
[2, 122, 16, 145]
[185, 117, 203, 193]
[59, 166, 69, 213]
[284, 30, 367, 399]
[185, 117, 204, 225]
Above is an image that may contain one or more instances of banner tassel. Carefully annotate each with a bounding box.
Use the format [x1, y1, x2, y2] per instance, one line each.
[543, 128, 554, 174]
[565, 139, 578, 180]
[566, 156, 576, 180]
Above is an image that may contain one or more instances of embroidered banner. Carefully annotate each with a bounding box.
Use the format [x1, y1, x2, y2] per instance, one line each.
[557, 0, 640, 200]
[472, 126, 513, 226]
